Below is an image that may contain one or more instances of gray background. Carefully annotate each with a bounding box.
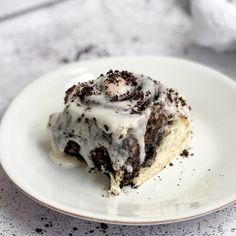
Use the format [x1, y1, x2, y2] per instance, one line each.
[1, 0, 236, 235]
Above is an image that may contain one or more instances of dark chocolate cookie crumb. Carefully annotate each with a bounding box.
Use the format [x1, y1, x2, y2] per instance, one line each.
[104, 125, 109, 132]
[100, 223, 108, 231]
[180, 149, 189, 158]
[65, 85, 76, 104]
[35, 228, 43, 233]
[169, 162, 174, 166]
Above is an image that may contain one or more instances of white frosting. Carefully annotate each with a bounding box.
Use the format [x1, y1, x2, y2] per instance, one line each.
[47, 114, 83, 168]
[48, 71, 191, 174]
[125, 164, 133, 173]
[48, 150, 82, 168]
[103, 76, 131, 97]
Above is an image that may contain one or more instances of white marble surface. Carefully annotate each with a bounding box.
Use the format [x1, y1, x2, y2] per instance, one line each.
[1, 0, 236, 235]
[0, 0, 58, 17]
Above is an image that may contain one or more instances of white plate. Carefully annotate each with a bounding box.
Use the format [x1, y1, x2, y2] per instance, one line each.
[1, 57, 236, 225]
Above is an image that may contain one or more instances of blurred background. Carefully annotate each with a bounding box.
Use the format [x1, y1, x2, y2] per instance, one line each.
[1, 0, 236, 118]
[1, 0, 236, 235]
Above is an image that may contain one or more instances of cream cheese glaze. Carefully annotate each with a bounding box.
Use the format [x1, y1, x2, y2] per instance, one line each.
[48, 70, 191, 175]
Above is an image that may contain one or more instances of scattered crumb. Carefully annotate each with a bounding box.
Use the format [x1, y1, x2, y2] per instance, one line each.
[35, 228, 43, 234]
[208, 168, 211, 171]
[101, 223, 108, 229]
[180, 149, 189, 158]
[157, 175, 162, 181]
[169, 162, 174, 166]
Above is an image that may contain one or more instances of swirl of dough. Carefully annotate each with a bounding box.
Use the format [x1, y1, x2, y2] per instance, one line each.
[65, 70, 160, 115]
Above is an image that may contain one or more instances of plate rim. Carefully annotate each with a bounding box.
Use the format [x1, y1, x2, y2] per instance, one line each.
[2, 166, 235, 225]
[1, 56, 236, 225]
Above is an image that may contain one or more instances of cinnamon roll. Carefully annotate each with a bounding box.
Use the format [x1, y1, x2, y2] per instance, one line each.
[48, 70, 192, 195]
